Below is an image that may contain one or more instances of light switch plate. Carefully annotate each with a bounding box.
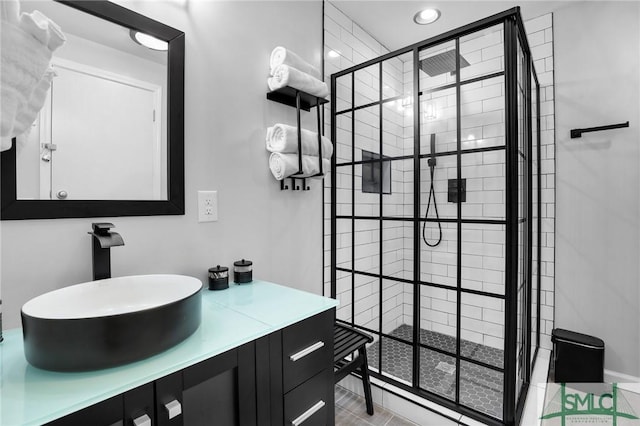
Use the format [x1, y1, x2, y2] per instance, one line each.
[198, 190, 218, 222]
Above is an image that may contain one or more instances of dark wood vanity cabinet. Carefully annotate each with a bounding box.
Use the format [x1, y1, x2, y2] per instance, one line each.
[260, 309, 335, 425]
[46, 343, 254, 426]
[281, 310, 335, 425]
[46, 310, 335, 426]
[180, 341, 257, 426]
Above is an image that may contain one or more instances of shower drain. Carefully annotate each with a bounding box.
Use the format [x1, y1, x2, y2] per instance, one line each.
[435, 361, 456, 375]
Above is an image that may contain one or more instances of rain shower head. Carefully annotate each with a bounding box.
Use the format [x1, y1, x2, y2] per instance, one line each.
[419, 50, 470, 77]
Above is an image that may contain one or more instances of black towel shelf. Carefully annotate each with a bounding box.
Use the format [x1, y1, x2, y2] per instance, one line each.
[570, 121, 629, 139]
[266, 86, 329, 191]
[267, 86, 329, 111]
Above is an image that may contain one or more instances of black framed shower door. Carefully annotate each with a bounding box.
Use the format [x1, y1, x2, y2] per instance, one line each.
[329, 8, 541, 426]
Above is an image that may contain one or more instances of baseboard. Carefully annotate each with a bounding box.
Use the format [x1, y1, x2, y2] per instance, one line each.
[604, 369, 640, 384]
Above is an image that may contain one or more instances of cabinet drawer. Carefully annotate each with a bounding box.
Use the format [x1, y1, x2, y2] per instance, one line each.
[284, 369, 332, 426]
[282, 310, 334, 392]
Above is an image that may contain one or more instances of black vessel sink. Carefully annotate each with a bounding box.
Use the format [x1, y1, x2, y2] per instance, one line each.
[21, 274, 202, 371]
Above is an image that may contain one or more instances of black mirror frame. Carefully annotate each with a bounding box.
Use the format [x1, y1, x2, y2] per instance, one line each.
[1, 0, 185, 220]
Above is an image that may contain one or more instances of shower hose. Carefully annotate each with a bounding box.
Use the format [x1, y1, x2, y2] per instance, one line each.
[423, 135, 442, 247]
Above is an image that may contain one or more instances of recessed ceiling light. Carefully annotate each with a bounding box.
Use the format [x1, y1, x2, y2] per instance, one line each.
[328, 50, 341, 58]
[130, 30, 168, 51]
[414, 8, 441, 25]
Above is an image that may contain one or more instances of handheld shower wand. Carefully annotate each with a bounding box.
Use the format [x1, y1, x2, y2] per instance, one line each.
[423, 134, 442, 247]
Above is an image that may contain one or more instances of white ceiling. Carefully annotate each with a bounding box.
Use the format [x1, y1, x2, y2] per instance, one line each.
[330, 0, 581, 51]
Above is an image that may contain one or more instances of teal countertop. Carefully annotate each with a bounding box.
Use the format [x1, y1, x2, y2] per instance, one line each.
[0, 280, 338, 426]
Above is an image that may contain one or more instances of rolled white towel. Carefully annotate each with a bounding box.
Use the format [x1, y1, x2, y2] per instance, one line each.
[269, 152, 331, 181]
[270, 46, 320, 80]
[268, 64, 329, 99]
[266, 124, 333, 159]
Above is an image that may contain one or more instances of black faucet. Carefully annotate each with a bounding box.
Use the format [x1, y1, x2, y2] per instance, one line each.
[89, 223, 124, 280]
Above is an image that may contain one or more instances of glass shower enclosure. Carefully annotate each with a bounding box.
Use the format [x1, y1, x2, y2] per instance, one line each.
[329, 8, 541, 426]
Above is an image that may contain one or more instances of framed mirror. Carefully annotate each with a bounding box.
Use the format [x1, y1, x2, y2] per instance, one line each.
[1, 0, 184, 220]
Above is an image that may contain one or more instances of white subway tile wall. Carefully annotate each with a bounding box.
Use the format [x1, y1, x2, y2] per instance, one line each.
[323, 4, 555, 353]
[528, 14, 555, 351]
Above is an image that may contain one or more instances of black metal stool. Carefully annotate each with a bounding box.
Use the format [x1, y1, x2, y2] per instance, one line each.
[333, 323, 374, 415]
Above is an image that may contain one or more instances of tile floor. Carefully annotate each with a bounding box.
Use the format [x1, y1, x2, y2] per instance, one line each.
[335, 385, 420, 425]
[335, 347, 552, 425]
[368, 324, 504, 419]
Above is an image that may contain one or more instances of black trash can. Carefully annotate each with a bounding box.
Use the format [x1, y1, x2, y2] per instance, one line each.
[552, 328, 604, 383]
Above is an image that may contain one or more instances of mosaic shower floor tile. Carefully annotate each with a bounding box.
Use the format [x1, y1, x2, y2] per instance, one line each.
[368, 324, 504, 419]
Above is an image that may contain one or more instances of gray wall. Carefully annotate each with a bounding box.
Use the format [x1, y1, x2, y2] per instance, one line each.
[1, 0, 324, 329]
[555, 1, 640, 377]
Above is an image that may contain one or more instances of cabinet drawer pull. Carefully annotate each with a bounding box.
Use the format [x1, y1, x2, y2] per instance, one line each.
[289, 341, 324, 362]
[164, 399, 182, 419]
[291, 400, 325, 426]
[132, 413, 152, 426]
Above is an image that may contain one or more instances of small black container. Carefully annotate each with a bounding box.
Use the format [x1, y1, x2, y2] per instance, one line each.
[233, 259, 253, 283]
[208, 265, 229, 290]
[552, 328, 604, 383]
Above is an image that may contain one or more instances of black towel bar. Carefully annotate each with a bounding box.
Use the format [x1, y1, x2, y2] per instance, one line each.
[570, 121, 629, 139]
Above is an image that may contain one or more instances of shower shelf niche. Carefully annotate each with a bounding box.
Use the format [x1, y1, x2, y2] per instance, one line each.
[266, 86, 329, 191]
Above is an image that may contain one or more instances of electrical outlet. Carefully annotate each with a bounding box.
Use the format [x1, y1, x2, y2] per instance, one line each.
[198, 191, 218, 222]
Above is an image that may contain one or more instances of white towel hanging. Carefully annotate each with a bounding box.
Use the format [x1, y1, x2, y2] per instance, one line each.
[269, 152, 331, 181]
[270, 46, 320, 80]
[267, 64, 328, 99]
[266, 124, 333, 159]
[0, 4, 65, 141]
